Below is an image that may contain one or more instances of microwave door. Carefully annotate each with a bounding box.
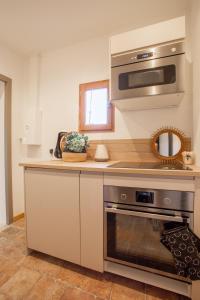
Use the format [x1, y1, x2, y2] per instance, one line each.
[111, 54, 185, 101]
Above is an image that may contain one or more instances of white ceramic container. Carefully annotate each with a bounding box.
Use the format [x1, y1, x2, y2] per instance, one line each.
[94, 144, 109, 162]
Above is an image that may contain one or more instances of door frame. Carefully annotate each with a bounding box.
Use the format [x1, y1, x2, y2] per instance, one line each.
[0, 74, 13, 224]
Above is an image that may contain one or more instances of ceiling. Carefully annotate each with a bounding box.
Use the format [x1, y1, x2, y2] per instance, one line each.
[0, 0, 188, 55]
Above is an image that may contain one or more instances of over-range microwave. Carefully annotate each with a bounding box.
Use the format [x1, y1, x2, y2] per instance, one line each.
[111, 40, 185, 111]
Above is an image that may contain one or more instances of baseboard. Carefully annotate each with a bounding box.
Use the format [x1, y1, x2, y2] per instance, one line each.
[13, 213, 24, 222]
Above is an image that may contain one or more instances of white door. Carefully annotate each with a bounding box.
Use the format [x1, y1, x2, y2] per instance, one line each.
[0, 81, 6, 227]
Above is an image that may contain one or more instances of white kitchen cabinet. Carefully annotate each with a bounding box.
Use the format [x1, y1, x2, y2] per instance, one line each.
[25, 168, 80, 264]
[110, 16, 185, 54]
[80, 172, 104, 272]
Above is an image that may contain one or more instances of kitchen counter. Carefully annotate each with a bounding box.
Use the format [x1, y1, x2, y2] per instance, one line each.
[19, 160, 200, 177]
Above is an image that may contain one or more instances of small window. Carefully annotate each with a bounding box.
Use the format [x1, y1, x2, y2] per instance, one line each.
[79, 80, 114, 132]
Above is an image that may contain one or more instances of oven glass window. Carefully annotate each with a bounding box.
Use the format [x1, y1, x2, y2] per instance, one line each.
[119, 65, 176, 90]
[106, 212, 177, 275]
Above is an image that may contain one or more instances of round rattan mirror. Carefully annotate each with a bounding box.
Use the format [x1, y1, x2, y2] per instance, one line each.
[151, 127, 186, 161]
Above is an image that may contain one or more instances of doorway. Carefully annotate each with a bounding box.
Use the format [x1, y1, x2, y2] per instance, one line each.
[0, 81, 6, 226]
[0, 75, 12, 226]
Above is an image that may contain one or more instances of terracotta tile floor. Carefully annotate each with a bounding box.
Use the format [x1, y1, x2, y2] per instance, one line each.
[0, 218, 190, 300]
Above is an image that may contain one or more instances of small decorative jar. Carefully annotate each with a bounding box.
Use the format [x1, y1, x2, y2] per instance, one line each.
[94, 144, 109, 162]
[182, 151, 194, 165]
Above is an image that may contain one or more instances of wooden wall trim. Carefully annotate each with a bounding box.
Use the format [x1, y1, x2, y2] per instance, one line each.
[13, 213, 24, 222]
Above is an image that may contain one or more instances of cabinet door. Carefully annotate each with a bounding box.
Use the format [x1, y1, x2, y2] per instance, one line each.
[80, 172, 104, 272]
[25, 168, 80, 264]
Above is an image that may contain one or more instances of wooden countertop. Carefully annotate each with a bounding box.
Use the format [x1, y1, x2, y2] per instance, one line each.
[19, 160, 200, 177]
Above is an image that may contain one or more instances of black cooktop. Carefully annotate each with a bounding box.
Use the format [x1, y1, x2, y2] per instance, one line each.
[108, 162, 193, 171]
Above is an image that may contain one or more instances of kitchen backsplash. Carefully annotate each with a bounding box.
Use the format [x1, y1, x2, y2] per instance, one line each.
[87, 138, 191, 162]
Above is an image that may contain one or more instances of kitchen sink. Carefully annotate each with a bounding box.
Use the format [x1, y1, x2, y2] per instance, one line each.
[107, 162, 193, 171]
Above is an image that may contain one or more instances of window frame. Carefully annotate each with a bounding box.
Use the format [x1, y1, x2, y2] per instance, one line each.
[79, 80, 114, 132]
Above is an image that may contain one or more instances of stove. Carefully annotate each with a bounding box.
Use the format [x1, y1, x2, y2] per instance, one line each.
[107, 162, 193, 171]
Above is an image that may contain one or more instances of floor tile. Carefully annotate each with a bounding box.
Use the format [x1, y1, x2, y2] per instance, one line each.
[78, 270, 112, 299]
[21, 251, 63, 277]
[58, 263, 112, 299]
[0, 236, 25, 261]
[60, 286, 102, 300]
[0, 267, 41, 299]
[0, 226, 22, 237]
[58, 262, 112, 299]
[0, 226, 26, 250]
[0, 218, 190, 300]
[26, 274, 66, 300]
[13, 218, 25, 229]
[58, 261, 87, 287]
[0, 226, 25, 249]
[0, 255, 11, 271]
[0, 256, 19, 287]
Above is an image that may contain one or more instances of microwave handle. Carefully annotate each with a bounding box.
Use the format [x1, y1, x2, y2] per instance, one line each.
[105, 207, 189, 224]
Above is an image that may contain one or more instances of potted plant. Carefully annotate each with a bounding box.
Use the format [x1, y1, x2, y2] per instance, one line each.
[62, 132, 89, 162]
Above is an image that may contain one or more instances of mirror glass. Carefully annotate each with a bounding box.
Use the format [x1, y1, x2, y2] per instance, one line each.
[154, 132, 182, 157]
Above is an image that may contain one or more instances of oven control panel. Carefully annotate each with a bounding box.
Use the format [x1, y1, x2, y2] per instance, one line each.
[103, 186, 194, 212]
[136, 191, 154, 204]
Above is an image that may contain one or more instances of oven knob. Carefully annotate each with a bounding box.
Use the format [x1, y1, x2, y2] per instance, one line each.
[164, 197, 172, 205]
[120, 193, 127, 200]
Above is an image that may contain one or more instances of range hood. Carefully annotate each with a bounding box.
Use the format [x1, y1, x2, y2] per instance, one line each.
[111, 93, 184, 111]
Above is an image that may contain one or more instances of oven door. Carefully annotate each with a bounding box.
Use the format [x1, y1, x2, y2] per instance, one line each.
[104, 204, 191, 281]
[111, 54, 185, 101]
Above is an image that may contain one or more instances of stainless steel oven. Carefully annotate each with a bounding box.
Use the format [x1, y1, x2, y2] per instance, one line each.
[104, 186, 194, 282]
[111, 40, 185, 108]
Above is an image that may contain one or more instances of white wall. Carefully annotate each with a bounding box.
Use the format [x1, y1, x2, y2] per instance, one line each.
[0, 81, 6, 225]
[0, 44, 27, 216]
[187, 0, 200, 165]
[0, 22, 193, 216]
[25, 36, 192, 160]
[0, 8, 194, 219]
[0, 16, 194, 216]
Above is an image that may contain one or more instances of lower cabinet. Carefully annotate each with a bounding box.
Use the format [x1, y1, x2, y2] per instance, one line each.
[25, 168, 81, 264]
[80, 172, 104, 272]
[25, 168, 104, 272]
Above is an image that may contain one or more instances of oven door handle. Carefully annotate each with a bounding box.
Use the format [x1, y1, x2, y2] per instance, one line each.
[105, 207, 189, 223]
